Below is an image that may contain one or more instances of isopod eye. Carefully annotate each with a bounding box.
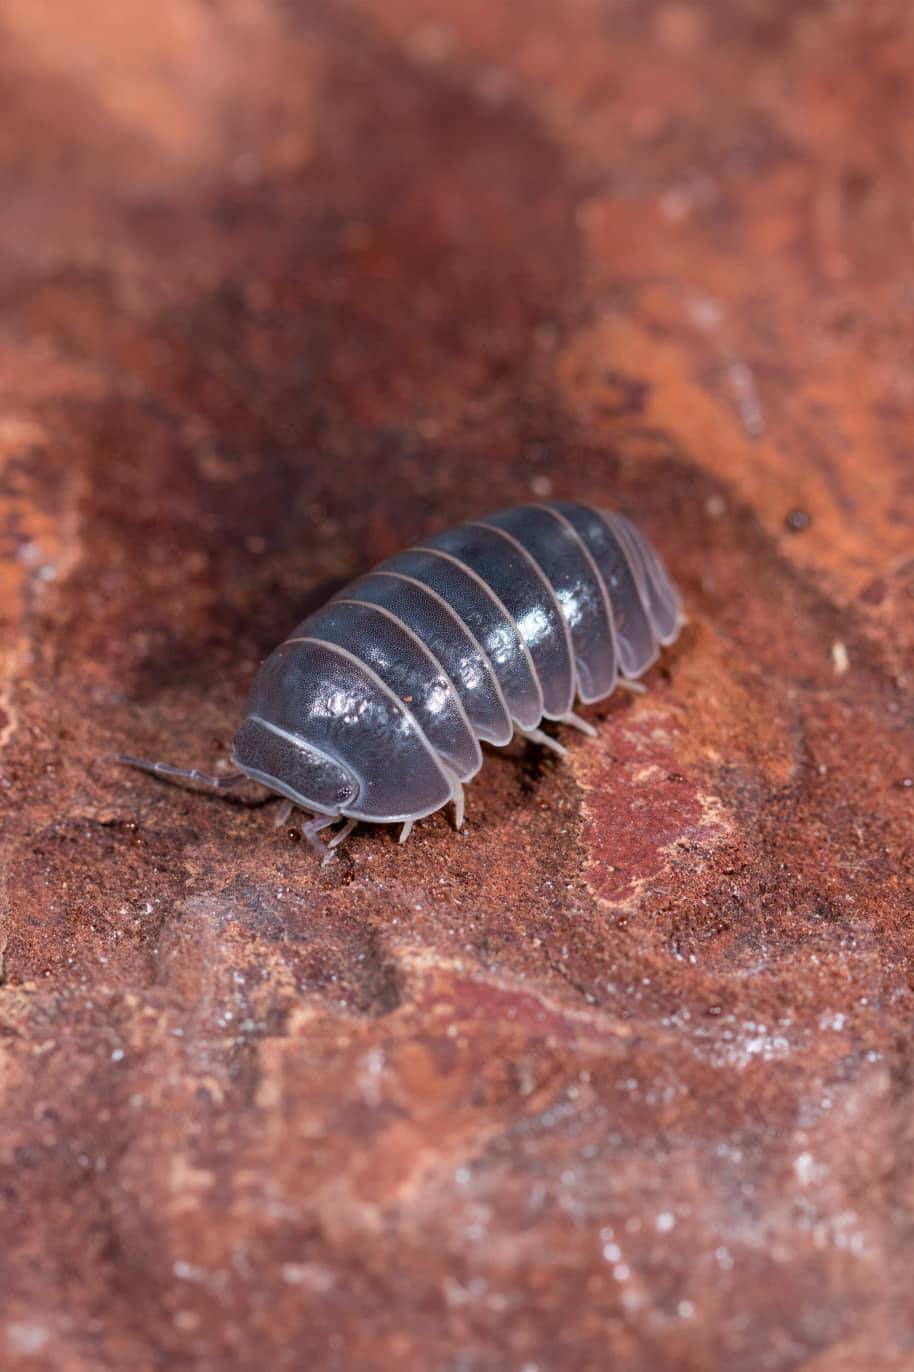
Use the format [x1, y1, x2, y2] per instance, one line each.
[232, 717, 358, 814]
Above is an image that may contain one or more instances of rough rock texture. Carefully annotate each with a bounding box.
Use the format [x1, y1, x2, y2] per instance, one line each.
[1, 2, 913, 1369]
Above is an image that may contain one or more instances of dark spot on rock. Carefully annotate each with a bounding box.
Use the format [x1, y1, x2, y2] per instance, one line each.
[860, 577, 887, 606]
[600, 370, 650, 417]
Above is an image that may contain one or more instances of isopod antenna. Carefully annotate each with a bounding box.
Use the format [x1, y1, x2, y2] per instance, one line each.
[115, 754, 247, 791]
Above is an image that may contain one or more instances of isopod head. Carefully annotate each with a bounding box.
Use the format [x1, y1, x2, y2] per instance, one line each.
[232, 716, 359, 816]
[232, 637, 459, 824]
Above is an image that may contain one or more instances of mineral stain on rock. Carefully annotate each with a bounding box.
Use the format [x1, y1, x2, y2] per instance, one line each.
[574, 699, 729, 907]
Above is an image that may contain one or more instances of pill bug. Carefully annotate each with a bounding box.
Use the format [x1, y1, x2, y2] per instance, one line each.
[119, 502, 684, 856]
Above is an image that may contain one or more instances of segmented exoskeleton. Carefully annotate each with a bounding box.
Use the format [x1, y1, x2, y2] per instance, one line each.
[119, 503, 684, 856]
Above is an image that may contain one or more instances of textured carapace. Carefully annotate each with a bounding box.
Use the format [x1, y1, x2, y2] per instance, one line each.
[121, 503, 683, 851]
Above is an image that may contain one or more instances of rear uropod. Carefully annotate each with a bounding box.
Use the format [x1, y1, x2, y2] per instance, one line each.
[119, 503, 684, 856]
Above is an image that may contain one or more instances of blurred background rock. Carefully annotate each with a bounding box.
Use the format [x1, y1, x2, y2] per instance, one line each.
[1, 3, 912, 1369]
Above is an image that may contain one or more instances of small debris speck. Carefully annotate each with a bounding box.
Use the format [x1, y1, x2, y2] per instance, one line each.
[794, 1152, 817, 1185]
[831, 641, 849, 675]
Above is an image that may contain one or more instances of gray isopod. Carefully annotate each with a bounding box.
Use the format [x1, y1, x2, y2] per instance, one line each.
[119, 503, 684, 855]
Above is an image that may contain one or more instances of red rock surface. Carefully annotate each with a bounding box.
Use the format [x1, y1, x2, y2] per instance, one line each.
[1, 2, 913, 1368]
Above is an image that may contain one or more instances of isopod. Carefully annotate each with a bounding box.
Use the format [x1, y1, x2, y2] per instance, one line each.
[119, 503, 684, 855]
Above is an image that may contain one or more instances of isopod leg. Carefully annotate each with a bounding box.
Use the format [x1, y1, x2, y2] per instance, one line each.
[519, 727, 567, 758]
[617, 678, 647, 695]
[399, 819, 414, 845]
[451, 775, 465, 828]
[274, 798, 294, 827]
[301, 813, 337, 858]
[559, 711, 597, 738]
[438, 767, 466, 829]
[327, 818, 358, 851]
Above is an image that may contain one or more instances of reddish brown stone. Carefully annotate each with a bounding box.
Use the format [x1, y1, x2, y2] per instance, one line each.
[1, 2, 913, 1369]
